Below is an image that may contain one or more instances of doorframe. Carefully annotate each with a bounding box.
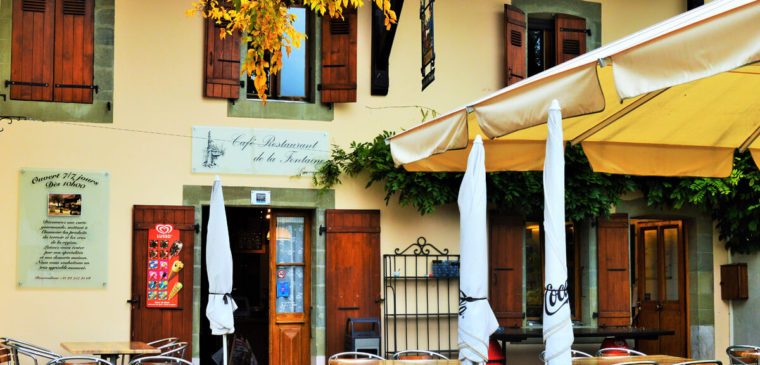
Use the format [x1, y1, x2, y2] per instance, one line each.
[183, 185, 335, 362]
[633, 219, 690, 356]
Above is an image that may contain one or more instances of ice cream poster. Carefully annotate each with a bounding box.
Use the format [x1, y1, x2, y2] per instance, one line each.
[146, 224, 184, 308]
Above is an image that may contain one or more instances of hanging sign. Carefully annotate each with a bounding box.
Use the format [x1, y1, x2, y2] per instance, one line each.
[17, 168, 110, 288]
[420, 0, 435, 90]
[146, 223, 184, 308]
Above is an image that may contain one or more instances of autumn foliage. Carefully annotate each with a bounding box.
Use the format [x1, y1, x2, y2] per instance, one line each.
[188, 0, 397, 102]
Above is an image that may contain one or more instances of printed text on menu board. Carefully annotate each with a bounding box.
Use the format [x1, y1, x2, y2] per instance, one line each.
[146, 224, 184, 308]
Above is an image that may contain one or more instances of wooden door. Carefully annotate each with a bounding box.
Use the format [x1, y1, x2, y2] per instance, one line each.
[269, 211, 311, 365]
[597, 214, 631, 327]
[488, 214, 524, 328]
[130, 206, 195, 358]
[325, 210, 381, 358]
[635, 221, 687, 356]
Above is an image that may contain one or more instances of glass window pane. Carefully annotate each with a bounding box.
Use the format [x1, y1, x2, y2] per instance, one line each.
[525, 222, 542, 319]
[280, 7, 307, 98]
[275, 265, 304, 313]
[643, 228, 659, 301]
[276, 217, 305, 264]
[663, 227, 679, 301]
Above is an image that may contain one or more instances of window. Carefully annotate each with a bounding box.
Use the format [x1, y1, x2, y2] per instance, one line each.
[9, 0, 96, 103]
[246, 6, 311, 101]
[524, 221, 581, 321]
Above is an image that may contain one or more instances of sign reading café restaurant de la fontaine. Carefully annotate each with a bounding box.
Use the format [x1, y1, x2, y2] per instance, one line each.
[192, 126, 329, 176]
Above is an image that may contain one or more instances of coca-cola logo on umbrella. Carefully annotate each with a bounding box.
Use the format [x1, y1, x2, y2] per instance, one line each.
[155, 224, 174, 234]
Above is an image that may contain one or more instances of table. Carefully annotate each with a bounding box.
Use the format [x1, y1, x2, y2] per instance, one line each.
[572, 355, 692, 364]
[328, 360, 460, 365]
[61, 341, 159, 364]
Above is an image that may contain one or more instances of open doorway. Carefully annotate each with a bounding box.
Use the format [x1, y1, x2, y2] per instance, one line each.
[200, 206, 271, 365]
[630, 219, 688, 356]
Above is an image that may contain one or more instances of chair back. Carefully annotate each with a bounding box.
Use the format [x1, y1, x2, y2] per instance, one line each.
[673, 361, 723, 365]
[147, 338, 179, 350]
[540, 349, 594, 363]
[1, 338, 61, 364]
[727, 345, 760, 365]
[0, 343, 12, 365]
[597, 348, 647, 357]
[328, 352, 385, 360]
[46, 356, 114, 365]
[128, 356, 193, 365]
[391, 350, 448, 360]
[159, 342, 188, 358]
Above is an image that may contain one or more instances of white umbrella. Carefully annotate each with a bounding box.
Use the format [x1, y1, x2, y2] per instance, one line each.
[542, 100, 573, 364]
[457, 135, 499, 365]
[206, 176, 238, 365]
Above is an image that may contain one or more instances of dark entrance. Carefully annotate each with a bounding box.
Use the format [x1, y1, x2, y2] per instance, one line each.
[199, 206, 271, 365]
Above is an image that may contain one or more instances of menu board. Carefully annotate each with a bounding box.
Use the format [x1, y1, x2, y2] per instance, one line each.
[17, 168, 109, 288]
[146, 224, 184, 308]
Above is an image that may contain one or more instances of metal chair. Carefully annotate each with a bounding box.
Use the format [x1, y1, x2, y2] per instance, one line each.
[727, 345, 760, 365]
[158, 342, 187, 358]
[392, 350, 449, 360]
[145, 339, 178, 349]
[328, 352, 385, 360]
[128, 356, 192, 365]
[46, 356, 113, 365]
[539, 350, 593, 362]
[673, 361, 723, 365]
[1, 338, 61, 365]
[597, 348, 647, 357]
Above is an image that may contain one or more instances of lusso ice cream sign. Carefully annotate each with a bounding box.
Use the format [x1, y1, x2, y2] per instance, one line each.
[191, 126, 329, 176]
[146, 223, 184, 308]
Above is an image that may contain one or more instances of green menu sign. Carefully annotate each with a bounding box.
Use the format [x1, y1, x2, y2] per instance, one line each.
[17, 168, 110, 287]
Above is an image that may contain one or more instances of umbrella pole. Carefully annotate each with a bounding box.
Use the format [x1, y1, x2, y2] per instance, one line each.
[223, 334, 228, 365]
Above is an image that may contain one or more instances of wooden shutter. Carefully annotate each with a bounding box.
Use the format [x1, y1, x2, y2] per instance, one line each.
[504, 4, 525, 87]
[130, 206, 195, 357]
[597, 213, 631, 327]
[554, 13, 586, 64]
[321, 8, 357, 103]
[53, 0, 94, 103]
[204, 17, 242, 99]
[489, 214, 523, 328]
[10, 0, 55, 101]
[324, 209, 381, 358]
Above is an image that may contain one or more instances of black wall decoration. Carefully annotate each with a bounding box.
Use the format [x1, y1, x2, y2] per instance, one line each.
[420, 0, 435, 90]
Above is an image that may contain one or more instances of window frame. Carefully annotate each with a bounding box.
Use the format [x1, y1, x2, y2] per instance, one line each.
[245, 4, 313, 102]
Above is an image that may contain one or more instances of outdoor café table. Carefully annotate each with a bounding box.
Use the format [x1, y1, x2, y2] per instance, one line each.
[572, 354, 692, 365]
[60, 341, 159, 364]
[328, 359, 460, 365]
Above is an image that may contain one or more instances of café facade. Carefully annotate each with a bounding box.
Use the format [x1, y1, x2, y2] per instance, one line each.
[0, 0, 746, 364]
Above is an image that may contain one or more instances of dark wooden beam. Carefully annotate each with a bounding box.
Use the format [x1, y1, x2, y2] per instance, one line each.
[371, 0, 404, 96]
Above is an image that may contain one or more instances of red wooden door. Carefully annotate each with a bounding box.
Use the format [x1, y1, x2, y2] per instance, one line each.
[597, 214, 631, 327]
[488, 214, 524, 328]
[130, 206, 195, 358]
[325, 210, 381, 358]
[636, 221, 687, 356]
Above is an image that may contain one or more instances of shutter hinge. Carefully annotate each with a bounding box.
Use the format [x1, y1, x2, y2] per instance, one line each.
[5, 80, 49, 88]
[560, 27, 591, 36]
[317, 83, 322, 91]
[0, 94, 5, 102]
[194, 223, 200, 233]
[55, 84, 99, 93]
[319, 225, 326, 236]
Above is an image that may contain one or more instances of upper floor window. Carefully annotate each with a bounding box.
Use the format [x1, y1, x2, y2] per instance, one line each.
[9, 0, 96, 103]
[246, 6, 311, 102]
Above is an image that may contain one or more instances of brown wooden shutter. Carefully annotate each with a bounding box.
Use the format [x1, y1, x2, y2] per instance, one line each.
[204, 17, 242, 99]
[321, 8, 357, 103]
[325, 210, 381, 358]
[597, 213, 631, 327]
[504, 4, 525, 87]
[10, 0, 55, 101]
[130, 206, 195, 357]
[554, 13, 587, 65]
[489, 214, 524, 328]
[53, 0, 94, 103]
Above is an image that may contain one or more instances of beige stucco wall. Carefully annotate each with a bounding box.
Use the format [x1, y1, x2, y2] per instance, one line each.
[0, 0, 729, 360]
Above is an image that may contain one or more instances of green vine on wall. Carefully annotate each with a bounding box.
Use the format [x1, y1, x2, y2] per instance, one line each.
[313, 131, 760, 254]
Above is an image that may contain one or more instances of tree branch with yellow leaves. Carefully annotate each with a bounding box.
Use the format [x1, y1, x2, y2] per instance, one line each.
[187, 0, 397, 102]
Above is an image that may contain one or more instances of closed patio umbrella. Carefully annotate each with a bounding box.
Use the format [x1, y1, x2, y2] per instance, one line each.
[457, 135, 499, 365]
[388, 0, 760, 178]
[542, 100, 573, 365]
[206, 176, 238, 365]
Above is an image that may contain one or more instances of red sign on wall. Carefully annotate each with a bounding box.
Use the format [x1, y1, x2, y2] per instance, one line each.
[146, 224, 184, 308]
